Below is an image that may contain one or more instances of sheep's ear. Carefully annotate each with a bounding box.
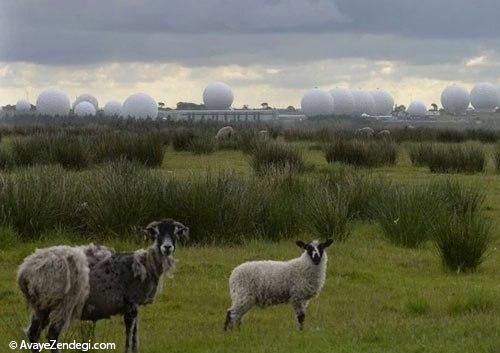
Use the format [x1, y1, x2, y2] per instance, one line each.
[173, 221, 190, 241]
[144, 223, 158, 241]
[296, 241, 306, 249]
[321, 239, 334, 249]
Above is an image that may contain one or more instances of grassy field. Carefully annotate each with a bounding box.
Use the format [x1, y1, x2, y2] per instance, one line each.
[0, 142, 499, 353]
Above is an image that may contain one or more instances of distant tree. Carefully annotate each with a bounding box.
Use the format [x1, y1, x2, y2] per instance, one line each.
[394, 105, 406, 112]
[158, 102, 165, 109]
[261, 102, 269, 109]
[286, 105, 296, 111]
[242, 105, 249, 110]
[176, 102, 205, 110]
[430, 103, 438, 111]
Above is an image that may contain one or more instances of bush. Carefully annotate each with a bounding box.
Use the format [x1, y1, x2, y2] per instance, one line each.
[251, 142, 305, 175]
[93, 133, 165, 167]
[0, 166, 83, 238]
[83, 161, 165, 234]
[306, 184, 351, 242]
[188, 134, 216, 154]
[324, 139, 397, 167]
[172, 128, 197, 151]
[407, 143, 435, 167]
[373, 184, 436, 248]
[433, 210, 492, 273]
[410, 143, 485, 174]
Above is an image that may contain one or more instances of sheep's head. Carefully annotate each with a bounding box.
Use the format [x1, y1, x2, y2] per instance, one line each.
[145, 219, 189, 256]
[296, 239, 333, 265]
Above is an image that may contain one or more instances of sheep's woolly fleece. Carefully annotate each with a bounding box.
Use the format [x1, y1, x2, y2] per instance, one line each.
[228, 243, 328, 308]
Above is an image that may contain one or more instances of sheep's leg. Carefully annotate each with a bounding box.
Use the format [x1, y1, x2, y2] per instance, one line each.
[47, 321, 64, 353]
[225, 300, 254, 330]
[292, 301, 307, 330]
[124, 306, 138, 353]
[131, 314, 139, 353]
[27, 310, 49, 353]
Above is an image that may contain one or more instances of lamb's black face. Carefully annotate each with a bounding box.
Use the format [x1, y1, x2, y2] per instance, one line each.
[145, 219, 189, 256]
[296, 239, 333, 265]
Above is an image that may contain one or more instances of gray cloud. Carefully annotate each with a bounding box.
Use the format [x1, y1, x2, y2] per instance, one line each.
[2, 0, 500, 68]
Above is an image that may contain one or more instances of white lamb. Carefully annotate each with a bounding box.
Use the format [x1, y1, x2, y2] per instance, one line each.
[224, 239, 333, 331]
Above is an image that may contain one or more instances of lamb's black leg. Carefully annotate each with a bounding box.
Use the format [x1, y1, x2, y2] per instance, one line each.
[124, 306, 138, 353]
[131, 313, 139, 353]
[47, 321, 63, 353]
[293, 301, 307, 330]
[27, 310, 49, 353]
[223, 310, 232, 331]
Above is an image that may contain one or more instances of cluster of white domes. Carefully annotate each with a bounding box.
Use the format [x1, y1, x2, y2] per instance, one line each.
[329, 88, 354, 116]
[103, 100, 122, 117]
[203, 82, 234, 110]
[16, 99, 31, 112]
[470, 82, 499, 112]
[370, 89, 394, 116]
[121, 93, 158, 119]
[73, 94, 99, 110]
[74, 101, 97, 117]
[406, 101, 427, 117]
[441, 85, 470, 115]
[36, 88, 71, 116]
[301, 88, 334, 117]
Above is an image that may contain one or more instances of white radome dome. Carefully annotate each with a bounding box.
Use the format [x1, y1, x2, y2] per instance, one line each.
[73, 93, 99, 110]
[36, 88, 71, 116]
[370, 89, 394, 116]
[470, 82, 499, 112]
[351, 90, 376, 116]
[74, 101, 97, 117]
[441, 85, 470, 115]
[203, 82, 234, 110]
[407, 101, 427, 117]
[121, 93, 158, 119]
[16, 99, 31, 112]
[330, 88, 354, 116]
[103, 100, 122, 117]
[301, 88, 334, 117]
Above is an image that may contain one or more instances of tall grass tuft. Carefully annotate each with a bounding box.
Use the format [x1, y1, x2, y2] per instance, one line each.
[324, 139, 397, 167]
[0, 166, 83, 238]
[188, 134, 216, 154]
[250, 142, 305, 175]
[307, 183, 351, 242]
[433, 210, 492, 273]
[83, 161, 164, 234]
[409, 143, 485, 174]
[172, 128, 197, 151]
[372, 184, 436, 248]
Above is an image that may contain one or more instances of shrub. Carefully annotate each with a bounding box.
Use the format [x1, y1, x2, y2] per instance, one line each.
[307, 183, 351, 242]
[10, 135, 51, 166]
[411, 143, 485, 174]
[93, 133, 165, 167]
[83, 161, 164, 234]
[428, 179, 485, 216]
[433, 210, 492, 273]
[188, 134, 216, 154]
[407, 143, 435, 167]
[172, 128, 197, 151]
[51, 135, 90, 169]
[437, 129, 466, 143]
[324, 139, 397, 168]
[373, 184, 436, 248]
[251, 142, 305, 175]
[0, 166, 83, 238]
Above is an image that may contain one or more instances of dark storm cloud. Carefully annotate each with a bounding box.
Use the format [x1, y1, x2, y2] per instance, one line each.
[1, 0, 499, 67]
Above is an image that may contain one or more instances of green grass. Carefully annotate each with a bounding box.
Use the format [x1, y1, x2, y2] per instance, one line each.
[0, 139, 500, 352]
[0, 228, 499, 353]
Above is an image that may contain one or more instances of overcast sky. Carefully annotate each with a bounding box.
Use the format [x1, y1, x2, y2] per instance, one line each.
[1, 0, 499, 108]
